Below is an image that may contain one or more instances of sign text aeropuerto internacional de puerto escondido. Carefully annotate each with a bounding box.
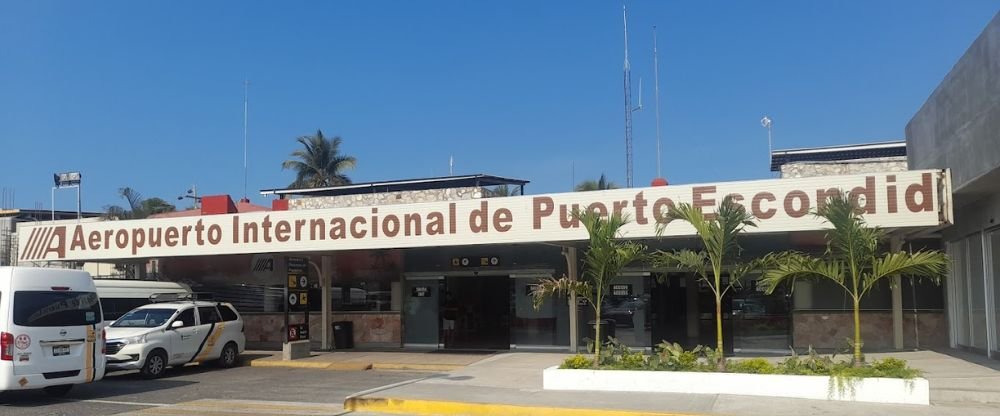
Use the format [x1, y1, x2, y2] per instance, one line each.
[17, 170, 952, 262]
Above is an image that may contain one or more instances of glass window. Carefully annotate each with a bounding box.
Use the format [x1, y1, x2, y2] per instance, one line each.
[968, 234, 987, 350]
[218, 305, 239, 321]
[100, 298, 154, 321]
[112, 308, 176, 328]
[990, 230, 1000, 354]
[198, 306, 221, 324]
[173, 308, 196, 328]
[13, 291, 102, 327]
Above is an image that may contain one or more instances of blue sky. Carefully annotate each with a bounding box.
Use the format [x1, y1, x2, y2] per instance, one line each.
[1, 1, 997, 212]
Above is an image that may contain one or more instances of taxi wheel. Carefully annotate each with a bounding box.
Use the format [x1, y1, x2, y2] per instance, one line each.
[217, 342, 239, 368]
[43, 385, 73, 397]
[141, 350, 168, 379]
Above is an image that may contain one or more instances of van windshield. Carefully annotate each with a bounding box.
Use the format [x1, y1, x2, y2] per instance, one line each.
[112, 308, 177, 328]
[13, 291, 102, 327]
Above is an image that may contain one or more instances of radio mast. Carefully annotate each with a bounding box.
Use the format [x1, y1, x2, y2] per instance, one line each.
[653, 26, 663, 179]
[623, 4, 636, 188]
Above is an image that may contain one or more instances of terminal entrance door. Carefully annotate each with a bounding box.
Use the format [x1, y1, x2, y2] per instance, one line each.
[443, 276, 510, 350]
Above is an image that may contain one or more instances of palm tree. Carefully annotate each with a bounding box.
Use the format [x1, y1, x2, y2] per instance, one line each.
[104, 188, 175, 220]
[485, 184, 521, 197]
[282, 130, 357, 189]
[759, 192, 947, 366]
[651, 195, 772, 370]
[531, 210, 647, 367]
[574, 174, 618, 192]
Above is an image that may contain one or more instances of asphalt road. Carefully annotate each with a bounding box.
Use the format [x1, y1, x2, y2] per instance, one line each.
[0, 359, 426, 416]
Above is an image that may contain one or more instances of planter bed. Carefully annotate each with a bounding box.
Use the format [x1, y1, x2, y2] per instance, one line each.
[542, 366, 929, 405]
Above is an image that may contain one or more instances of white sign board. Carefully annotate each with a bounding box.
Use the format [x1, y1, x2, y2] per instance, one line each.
[17, 170, 950, 262]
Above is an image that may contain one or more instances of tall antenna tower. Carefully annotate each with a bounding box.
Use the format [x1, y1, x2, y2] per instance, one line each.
[242, 79, 250, 200]
[623, 4, 633, 188]
[653, 26, 663, 179]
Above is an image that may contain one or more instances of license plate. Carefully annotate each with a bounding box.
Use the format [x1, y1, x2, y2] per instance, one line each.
[53, 345, 70, 356]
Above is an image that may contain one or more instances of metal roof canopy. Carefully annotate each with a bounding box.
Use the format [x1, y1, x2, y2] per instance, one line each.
[770, 141, 906, 172]
[260, 174, 530, 197]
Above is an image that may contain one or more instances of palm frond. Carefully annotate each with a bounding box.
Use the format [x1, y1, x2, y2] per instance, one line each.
[284, 130, 356, 189]
[861, 250, 948, 295]
[531, 277, 591, 309]
[760, 252, 848, 295]
[653, 249, 709, 277]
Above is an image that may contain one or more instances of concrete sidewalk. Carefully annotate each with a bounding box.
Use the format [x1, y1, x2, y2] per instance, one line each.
[245, 350, 492, 372]
[344, 351, 1000, 416]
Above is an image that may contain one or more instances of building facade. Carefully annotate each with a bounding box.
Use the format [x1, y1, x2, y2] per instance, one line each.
[907, 12, 1000, 358]
[12, 170, 952, 354]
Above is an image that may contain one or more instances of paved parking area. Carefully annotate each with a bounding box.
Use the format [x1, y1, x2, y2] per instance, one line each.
[0, 362, 425, 416]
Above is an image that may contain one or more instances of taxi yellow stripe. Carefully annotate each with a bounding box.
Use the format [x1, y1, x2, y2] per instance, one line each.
[193, 322, 225, 363]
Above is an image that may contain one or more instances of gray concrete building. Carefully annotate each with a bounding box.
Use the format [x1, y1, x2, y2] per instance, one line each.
[906, 12, 1000, 358]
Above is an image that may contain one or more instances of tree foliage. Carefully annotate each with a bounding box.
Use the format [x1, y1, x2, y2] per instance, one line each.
[652, 195, 771, 370]
[532, 210, 646, 367]
[758, 192, 948, 366]
[103, 188, 176, 220]
[282, 130, 357, 189]
[574, 173, 618, 192]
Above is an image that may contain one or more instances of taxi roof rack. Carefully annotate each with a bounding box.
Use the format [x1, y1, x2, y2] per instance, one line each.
[147, 292, 214, 303]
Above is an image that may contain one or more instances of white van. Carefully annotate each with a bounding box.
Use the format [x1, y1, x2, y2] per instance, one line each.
[0, 267, 106, 396]
[94, 280, 192, 321]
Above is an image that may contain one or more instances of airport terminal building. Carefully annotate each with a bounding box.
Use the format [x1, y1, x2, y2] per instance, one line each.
[13, 165, 952, 354]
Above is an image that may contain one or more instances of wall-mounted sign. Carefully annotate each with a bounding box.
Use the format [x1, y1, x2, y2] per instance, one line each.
[17, 171, 950, 262]
[611, 284, 633, 296]
[251, 254, 275, 279]
[286, 257, 308, 274]
[451, 256, 501, 268]
[411, 286, 431, 297]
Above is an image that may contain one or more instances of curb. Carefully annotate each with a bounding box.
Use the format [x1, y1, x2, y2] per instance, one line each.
[248, 359, 372, 371]
[343, 397, 702, 416]
[371, 363, 466, 372]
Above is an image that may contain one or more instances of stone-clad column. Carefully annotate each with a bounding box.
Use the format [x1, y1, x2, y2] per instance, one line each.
[891, 237, 904, 350]
[564, 247, 579, 352]
[321, 255, 335, 350]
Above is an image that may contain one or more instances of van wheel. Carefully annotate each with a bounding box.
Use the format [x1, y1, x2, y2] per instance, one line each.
[217, 342, 239, 368]
[141, 350, 168, 379]
[43, 385, 73, 397]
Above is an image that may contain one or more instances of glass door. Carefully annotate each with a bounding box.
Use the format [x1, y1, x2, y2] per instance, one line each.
[403, 278, 441, 348]
[732, 275, 791, 355]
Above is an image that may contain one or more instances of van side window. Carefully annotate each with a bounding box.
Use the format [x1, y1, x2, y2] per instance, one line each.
[173, 308, 196, 328]
[198, 306, 221, 324]
[218, 305, 239, 322]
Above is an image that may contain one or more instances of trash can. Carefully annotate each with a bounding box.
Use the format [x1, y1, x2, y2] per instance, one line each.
[332, 321, 354, 349]
[588, 319, 615, 343]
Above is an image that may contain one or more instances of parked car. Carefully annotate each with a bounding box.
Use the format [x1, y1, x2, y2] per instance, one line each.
[104, 298, 245, 378]
[0, 267, 106, 396]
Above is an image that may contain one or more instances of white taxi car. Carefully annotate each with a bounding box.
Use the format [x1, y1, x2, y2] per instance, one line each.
[105, 300, 244, 378]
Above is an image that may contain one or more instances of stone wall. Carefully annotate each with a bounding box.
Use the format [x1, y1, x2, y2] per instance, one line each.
[792, 310, 947, 351]
[243, 312, 401, 350]
[779, 157, 908, 179]
[289, 187, 484, 210]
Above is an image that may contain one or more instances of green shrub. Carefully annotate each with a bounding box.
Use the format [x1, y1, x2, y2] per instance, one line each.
[653, 341, 708, 371]
[561, 354, 593, 369]
[616, 352, 647, 370]
[729, 358, 776, 374]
